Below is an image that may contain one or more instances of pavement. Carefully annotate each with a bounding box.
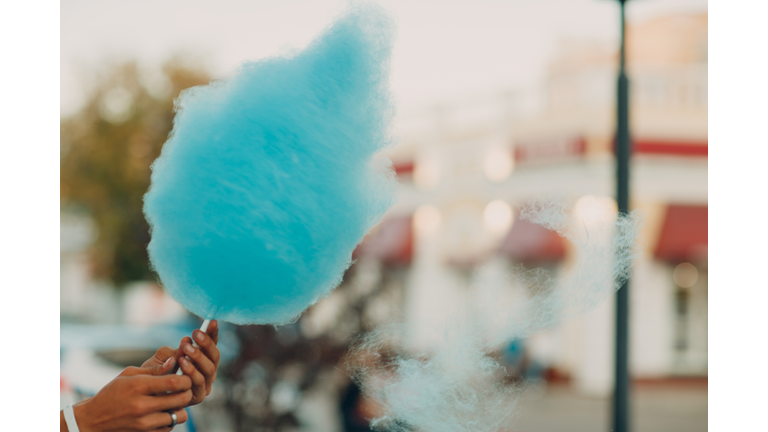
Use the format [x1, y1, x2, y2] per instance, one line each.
[511, 382, 707, 432]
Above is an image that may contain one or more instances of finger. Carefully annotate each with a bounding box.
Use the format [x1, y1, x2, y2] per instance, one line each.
[207, 319, 219, 344]
[135, 374, 192, 395]
[120, 359, 175, 378]
[120, 366, 143, 377]
[177, 337, 192, 356]
[139, 390, 193, 413]
[182, 343, 216, 383]
[170, 337, 192, 374]
[180, 336, 193, 348]
[141, 346, 177, 369]
[136, 408, 188, 431]
[193, 328, 221, 368]
[179, 356, 207, 400]
[155, 346, 176, 362]
[144, 357, 177, 376]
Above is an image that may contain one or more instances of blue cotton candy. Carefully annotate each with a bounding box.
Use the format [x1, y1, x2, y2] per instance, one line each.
[143, 4, 397, 325]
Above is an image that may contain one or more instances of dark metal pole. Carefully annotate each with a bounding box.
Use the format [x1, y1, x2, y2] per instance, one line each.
[613, 1, 631, 432]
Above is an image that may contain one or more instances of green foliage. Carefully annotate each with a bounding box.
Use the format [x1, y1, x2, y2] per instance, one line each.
[61, 58, 211, 287]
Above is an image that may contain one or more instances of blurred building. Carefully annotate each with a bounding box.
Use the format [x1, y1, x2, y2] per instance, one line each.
[61, 210, 121, 324]
[60, 11, 707, 413]
[61, 210, 188, 326]
[366, 12, 707, 396]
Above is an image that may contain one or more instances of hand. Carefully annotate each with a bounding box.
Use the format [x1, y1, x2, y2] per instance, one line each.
[141, 320, 220, 406]
[65, 359, 192, 432]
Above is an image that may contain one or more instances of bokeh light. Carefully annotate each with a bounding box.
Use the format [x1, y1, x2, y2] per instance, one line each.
[483, 144, 514, 182]
[574, 195, 618, 225]
[673, 262, 699, 288]
[413, 159, 440, 191]
[414, 204, 441, 236]
[483, 199, 513, 235]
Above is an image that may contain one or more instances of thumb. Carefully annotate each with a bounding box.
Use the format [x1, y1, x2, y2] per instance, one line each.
[144, 357, 177, 376]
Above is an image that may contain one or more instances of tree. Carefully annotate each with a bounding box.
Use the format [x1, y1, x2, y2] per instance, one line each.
[61, 57, 211, 287]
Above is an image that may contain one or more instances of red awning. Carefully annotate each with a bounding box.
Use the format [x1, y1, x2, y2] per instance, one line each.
[654, 205, 708, 264]
[392, 161, 414, 177]
[353, 216, 413, 265]
[621, 139, 708, 157]
[499, 216, 566, 265]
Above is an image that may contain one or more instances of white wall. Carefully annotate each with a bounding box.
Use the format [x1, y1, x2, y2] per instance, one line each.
[630, 258, 675, 377]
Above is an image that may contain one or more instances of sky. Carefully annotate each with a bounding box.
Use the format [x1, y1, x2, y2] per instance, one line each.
[61, 0, 708, 117]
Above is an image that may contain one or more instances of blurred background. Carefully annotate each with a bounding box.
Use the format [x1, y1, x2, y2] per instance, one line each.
[60, 1, 707, 431]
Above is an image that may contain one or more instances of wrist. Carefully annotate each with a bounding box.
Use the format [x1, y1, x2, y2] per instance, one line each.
[72, 398, 93, 432]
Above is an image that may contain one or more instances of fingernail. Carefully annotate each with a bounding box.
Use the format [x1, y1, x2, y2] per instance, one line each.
[164, 358, 174, 367]
[180, 357, 189, 367]
[194, 331, 204, 342]
[184, 344, 195, 355]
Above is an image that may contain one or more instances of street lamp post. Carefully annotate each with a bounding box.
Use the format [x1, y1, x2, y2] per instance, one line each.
[613, 1, 632, 432]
